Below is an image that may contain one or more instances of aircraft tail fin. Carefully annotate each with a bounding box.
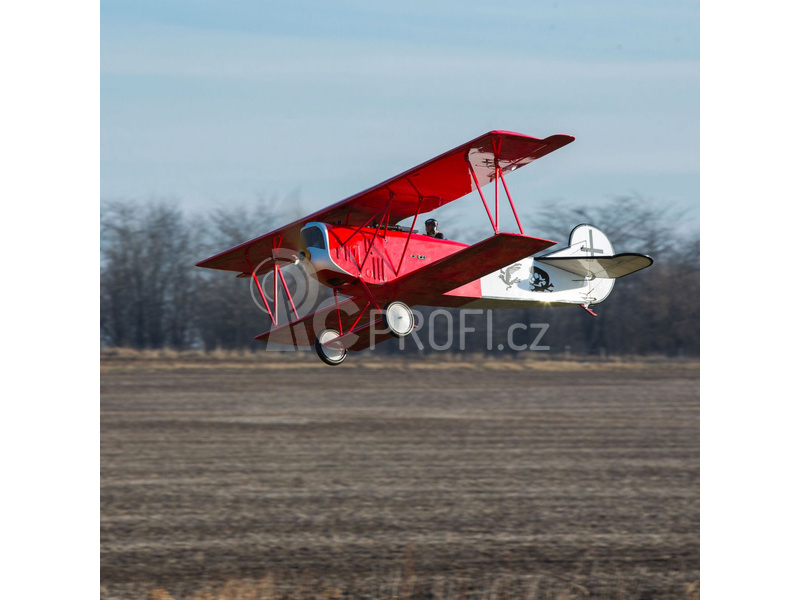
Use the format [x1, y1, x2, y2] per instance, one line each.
[532, 224, 653, 306]
[537, 224, 652, 279]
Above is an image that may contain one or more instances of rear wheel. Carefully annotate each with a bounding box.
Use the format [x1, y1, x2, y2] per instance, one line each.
[315, 329, 347, 366]
[383, 301, 415, 338]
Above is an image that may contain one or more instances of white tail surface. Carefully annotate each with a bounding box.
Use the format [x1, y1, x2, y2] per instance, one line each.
[475, 224, 651, 308]
[534, 224, 616, 304]
[542, 224, 615, 259]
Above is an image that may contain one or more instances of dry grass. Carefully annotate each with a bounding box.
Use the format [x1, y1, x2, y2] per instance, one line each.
[102, 362, 698, 600]
[100, 347, 699, 374]
[144, 570, 699, 600]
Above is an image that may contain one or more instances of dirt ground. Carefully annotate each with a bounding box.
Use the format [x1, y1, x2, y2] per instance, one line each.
[100, 357, 699, 599]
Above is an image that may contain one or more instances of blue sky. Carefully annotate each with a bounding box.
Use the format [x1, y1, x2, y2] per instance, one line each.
[101, 1, 699, 232]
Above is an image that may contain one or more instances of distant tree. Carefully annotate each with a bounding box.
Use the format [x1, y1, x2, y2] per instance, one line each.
[193, 199, 288, 350]
[99, 195, 698, 356]
[101, 200, 201, 349]
[525, 196, 699, 356]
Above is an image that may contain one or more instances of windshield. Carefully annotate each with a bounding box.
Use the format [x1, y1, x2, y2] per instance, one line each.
[302, 226, 326, 250]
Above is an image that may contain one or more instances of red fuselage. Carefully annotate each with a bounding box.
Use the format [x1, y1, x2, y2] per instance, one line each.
[301, 221, 481, 302]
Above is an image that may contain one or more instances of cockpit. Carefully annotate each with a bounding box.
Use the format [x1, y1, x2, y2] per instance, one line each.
[301, 225, 327, 251]
[300, 222, 352, 286]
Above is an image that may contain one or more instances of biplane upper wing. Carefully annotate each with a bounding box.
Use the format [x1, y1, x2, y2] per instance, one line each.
[196, 131, 574, 274]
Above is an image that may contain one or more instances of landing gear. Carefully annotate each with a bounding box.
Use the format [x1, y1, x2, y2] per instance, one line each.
[382, 301, 415, 338]
[315, 329, 348, 366]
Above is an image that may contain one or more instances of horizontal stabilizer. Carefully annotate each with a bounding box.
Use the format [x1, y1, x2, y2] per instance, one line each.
[536, 253, 653, 279]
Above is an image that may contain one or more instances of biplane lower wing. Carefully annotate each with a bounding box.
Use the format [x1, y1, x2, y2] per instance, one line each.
[389, 233, 557, 303]
[255, 296, 395, 351]
[256, 233, 556, 350]
[536, 253, 653, 279]
[254, 296, 364, 346]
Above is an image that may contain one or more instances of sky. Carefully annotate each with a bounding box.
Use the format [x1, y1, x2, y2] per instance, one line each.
[101, 1, 699, 233]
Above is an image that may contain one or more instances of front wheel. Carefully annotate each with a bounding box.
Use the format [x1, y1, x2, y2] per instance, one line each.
[382, 301, 415, 338]
[315, 329, 347, 366]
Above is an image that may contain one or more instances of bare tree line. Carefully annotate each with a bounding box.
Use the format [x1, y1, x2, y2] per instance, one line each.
[100, 196, 698, 356]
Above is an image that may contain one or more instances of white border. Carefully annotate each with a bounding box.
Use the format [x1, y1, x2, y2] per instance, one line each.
[703, 1, 800, 597]
[3, 1, 98, 597]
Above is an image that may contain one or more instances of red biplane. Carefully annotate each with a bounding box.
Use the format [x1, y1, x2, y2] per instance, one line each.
[197, 131, 653, 364]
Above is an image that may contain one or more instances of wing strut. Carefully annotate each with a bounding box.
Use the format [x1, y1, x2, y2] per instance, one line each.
[467, 159, 497, 233]
[342, 206, 386, 246]
[247, 255, 276, 327]
[492, 136, 501, 230]
[498, 169, 524, 235]
[397, 197, 423, 273]
[276, 263, 299, 320]
[333, 288, 343, 335]
[465, 133, 527, 236]
[360, 199, 392, 273]
[324, 279, 381, 347]
[245, 236, 301, 327]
